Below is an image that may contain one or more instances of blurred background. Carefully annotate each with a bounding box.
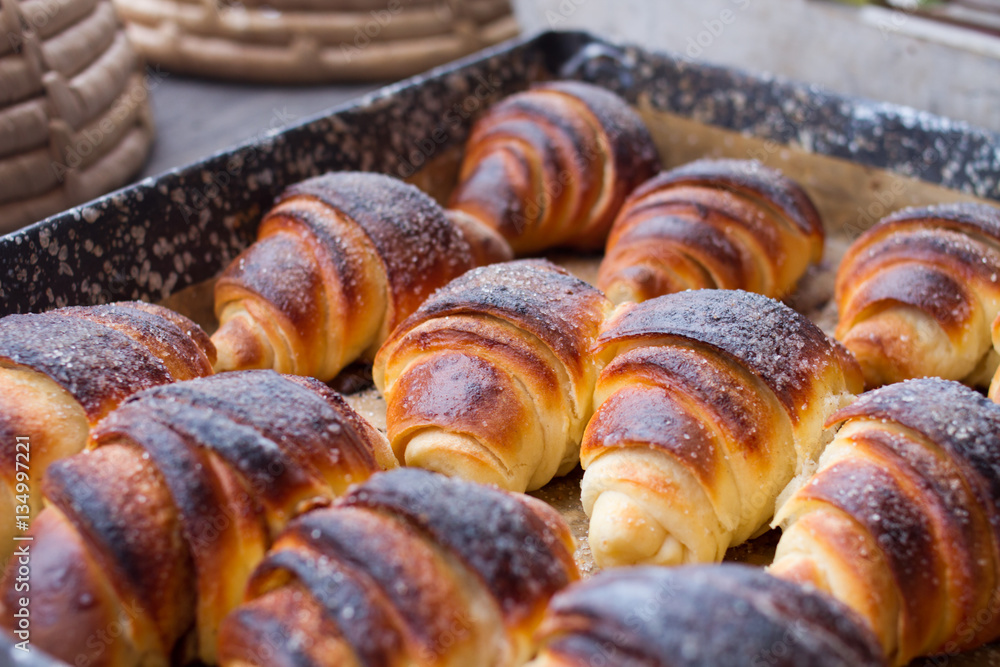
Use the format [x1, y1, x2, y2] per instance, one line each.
[140, 0, 1000, 179]
[514, 0, 1000, 131]
[2, 0, 998, 231]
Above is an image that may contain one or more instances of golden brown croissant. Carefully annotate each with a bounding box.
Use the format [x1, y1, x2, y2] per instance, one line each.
[0, 301, 214, 559]
[530, 564, 886, 667]
[212, 171, 512, 381]
[581, 289, 863, 568]
[597, 159, 826, 304]
[447, 81, 660, 255]
[992, 313, 1000, 402]
[0, 370, 394, 667]
[373, 259, 611, 493]
[218, 468, 579, 667]
[836, 202, 1000, 389]
[771, 378, 1000, 666]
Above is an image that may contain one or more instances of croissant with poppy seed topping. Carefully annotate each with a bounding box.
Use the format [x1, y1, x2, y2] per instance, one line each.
[597, 159, 825, 304]
[0, 371, 394, 667]
[373, 259, 611, 493]
[448, 81, 660, 255]
[218, 468, 579, 667]
[530, 564, 886, 667]
[771, 379, 1000, 666]
[581, 289, 863, 568]
[836, 202, 1000, 389]
[212, 171, 512, 381]
[0, 301, 215, 560]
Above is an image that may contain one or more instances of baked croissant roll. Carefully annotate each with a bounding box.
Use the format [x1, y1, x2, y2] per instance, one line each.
[0, 301, 214, 560]
[582, 289, 863, 568]
[219, 468, 579, 667]
[530, 564, 886, 667]
[771, 378, 1000, 666]
[836, 202, 1000, 389]
[373, 259, 611, 493]
[992, 313, 1000, 402]
[597, 159, 826, 304]
[212, 171, 512, 381]
[448, 81, 660, 255]
[0, 370, 394, 667]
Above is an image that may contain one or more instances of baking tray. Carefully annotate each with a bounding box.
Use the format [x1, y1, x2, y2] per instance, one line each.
[2, 29, 1000, 666]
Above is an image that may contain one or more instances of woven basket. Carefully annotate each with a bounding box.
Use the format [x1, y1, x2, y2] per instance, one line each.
[0, 0, 155, 233]
[112, 0, 520, 83]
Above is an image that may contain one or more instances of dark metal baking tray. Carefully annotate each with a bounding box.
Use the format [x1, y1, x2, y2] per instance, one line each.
[2, 30, 998, 315]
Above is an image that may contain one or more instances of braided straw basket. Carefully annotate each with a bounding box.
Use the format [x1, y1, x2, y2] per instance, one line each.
[112, 0, 520, 83]
[0, 0, 155, 234]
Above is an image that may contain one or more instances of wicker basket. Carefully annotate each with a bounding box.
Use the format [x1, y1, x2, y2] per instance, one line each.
[0, 0, 155, 233]
[112, 0, 520, 83]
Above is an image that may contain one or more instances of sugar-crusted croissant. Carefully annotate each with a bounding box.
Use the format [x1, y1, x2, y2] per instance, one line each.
[597, 159, 826, 304]
[219, 468, 579, 667]
[836, 202, 1000, 389]
[212, 171, 512, 381]
[0, 370, 394, 667]
[992, 313, 1000, 402]
[0, 301, 214, 560]
[530, 564, 886, 667]
[581, 289, 863, 568]
[770, 378, 1000, 666]
[373, 259, 611, 493]
[448, 81, 660, 255]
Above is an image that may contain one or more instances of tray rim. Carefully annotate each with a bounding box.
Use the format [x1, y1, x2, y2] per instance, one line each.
[0, 28, 998, 315]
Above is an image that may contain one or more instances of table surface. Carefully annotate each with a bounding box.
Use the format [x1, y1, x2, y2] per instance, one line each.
[141, 74, 383, 179]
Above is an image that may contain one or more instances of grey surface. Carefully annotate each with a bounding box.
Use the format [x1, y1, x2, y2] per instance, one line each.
[513, 0, 1000, 133]
[141, 73, 383, 178]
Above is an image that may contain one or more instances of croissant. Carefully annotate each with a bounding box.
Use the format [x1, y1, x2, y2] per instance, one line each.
[0, 301, 214, 559]
[0, 370, 394, 667]
[218, 467, 578, 667]
[992, 313, 1000, 402]
[836, 202, 1000, 389]
[212, 171, 512, 381]
[373, 259, 611, 493]
[581, 289, 863, 568]
[530, 564, 886, 667]
[447, 81, 660, 255]
[597, 159, 826, 304]
[770, 378, 1000, 666]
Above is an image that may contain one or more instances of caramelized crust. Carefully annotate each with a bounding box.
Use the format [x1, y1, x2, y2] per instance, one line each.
[0, 371, 393, 667]
[382, 259, 609, 386]
[373, 260, 611, 492]
[218, 468, 579, 667]
[448, 81, 659, 254]
[213, 171, 507, 381]
[595, 289, 862, 416]
[1, 312, 166, 419]
[771, 378, 1000, 665]
[341, 468, 578, 621]
[835, 202, 1000, 389]
[993, 312, 1000, 402]
[0, 302, 214, 562]
[598, 159, 824, 304]
[582, 290, 861, 568]
[530, 565, 885, 667]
